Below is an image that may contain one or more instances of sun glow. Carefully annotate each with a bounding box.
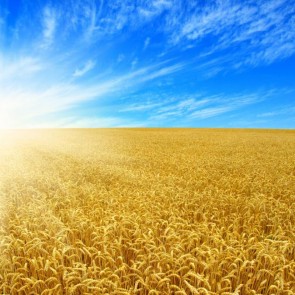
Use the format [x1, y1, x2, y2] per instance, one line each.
[0, 113, 12, 129]
[0, 110, 16, 129]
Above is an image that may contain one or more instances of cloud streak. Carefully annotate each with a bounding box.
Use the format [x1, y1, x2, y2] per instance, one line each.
[168, 0, 295, 71]
[0, 54, 185, 127]
[121, 91, 274, 124]
[42, 6, 57, 47]
[73, 60, 96, 77]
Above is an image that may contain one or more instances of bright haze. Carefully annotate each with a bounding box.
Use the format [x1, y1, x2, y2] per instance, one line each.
[0, 0, 294, 128]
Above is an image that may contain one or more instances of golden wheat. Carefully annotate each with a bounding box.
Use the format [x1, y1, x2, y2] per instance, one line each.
[0, 129, 294, 294]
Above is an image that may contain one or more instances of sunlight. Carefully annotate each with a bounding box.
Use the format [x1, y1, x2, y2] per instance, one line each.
[0, 111, 15, 129]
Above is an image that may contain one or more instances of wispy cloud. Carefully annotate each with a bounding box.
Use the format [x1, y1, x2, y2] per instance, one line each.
[139, 0, 172, 19]
[138, 63, 185, 82]
[73, 60, 96, 77]
[0, 57, 43, 80]
[190, 106, 234, 119]
[0, 55, 185, 127]
[119, 91, 268, 123]
[257, 106, 295, 118]
[131, 58, 138, 69]
[143, 37, 150, 50]
[42, 6, 57, 47]
[194, 92, 272, 120]
[25, 116, 129, 128]
[140, 91, 272, 123]
[148, 97, 212, 120]
[117, 54, 125, 63]
[168, 0, 295, 70]
[120, 101, 164, 112]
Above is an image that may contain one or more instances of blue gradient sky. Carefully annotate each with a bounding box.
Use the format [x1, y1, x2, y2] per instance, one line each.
[0, 0, 294, 128]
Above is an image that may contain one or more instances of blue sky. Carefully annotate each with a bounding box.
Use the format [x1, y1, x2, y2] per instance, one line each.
[0, 0, 294, 128]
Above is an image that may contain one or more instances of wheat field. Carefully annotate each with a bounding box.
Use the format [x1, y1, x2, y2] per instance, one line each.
[0, 129, 294, 295]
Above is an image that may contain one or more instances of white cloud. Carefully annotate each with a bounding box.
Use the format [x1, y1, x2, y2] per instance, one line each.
[117, 54, 125, 63]
[257, 106, 295, 118]
[0, 55, 185, 128]
[24, 116, 125, 128]
[61, 117, 123, 128]
[120, 101, 164, 112]
[142, 91, 269, 122]
[73, 60, 96, 77]
[257, 111, 278, 118]
[0, 57, 43, 80]
[190, 106, 234, 119]
[138, 63, 185, 82]
[143, 37, 150, 50]
[131, 58, 138, 69]
[154, 98, 211, 118]
[153, 0, 172, 8]
[169, 0, 295, 69]
[189, 93, 266, 119]
[83, 0, 105, 41]
[138, 0, 172, 19]
[42, 6, 57, 47]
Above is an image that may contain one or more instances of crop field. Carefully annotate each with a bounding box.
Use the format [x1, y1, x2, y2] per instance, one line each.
[0, 128, 294, 295]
